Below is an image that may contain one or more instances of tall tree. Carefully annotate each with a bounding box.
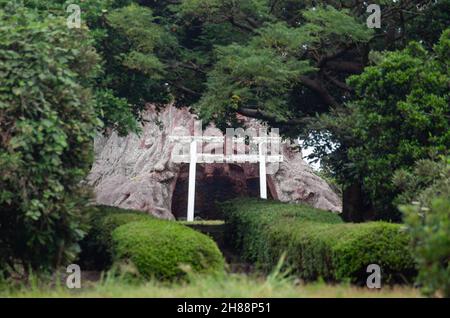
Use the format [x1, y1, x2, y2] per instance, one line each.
[83, 0, 441, 132]
[10, 0, 448, 222]
[305, 30, 450, 221]
[0, 3, 100, 273]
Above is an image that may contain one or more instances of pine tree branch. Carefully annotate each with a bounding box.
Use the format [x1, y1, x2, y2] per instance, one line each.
[299, 75, 339, 107]
[326, 61, 363, 74]
[323, 72, 354, 92]
[227, 16, 256, 33]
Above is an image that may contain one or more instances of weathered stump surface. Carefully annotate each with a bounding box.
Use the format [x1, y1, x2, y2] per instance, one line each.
[87, 104, 342, 219]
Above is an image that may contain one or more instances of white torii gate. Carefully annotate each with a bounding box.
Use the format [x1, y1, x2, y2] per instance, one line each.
[169, 135, 283, 221]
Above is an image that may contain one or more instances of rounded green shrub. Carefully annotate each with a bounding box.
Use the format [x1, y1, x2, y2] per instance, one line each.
[78, 206, 152, 269]
[330, 222, 415, 282]
[112, 220, 225, 280]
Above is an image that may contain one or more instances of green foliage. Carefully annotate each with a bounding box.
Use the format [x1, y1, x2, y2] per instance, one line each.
[112, 220, 225, 281]
[98, 3, 176, 108]
[195, 40, 313, 126]
[301, 5, 373, 43]
[307, 30, 450, 220]
[78, 206, 151, 270]
[107, 4, 169, 77]
[3, 0, 141, 134]
[173, 0, 271, 23]
[195, 5, 372, 128]
[401, 198, 450, 297]
[406, 0, 450, 49]
[18, 0, 398, 131]
[11, 0, 445, 136]
[222, 198, 415, 283]
[79, 205, 225, 280]
[95, 89, 140, 136]
[2, 0, 447, 277]
[0, 271, 421, 298]
[394, 156, 450, 207]
[0, 4, 100, 273]
[398, 156, 450, 297]
[12, 1, 440, 138]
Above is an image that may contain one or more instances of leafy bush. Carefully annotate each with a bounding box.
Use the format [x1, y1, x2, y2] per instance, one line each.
[394, 156, 450, 207]
[399, 156, 450, 297]
[222, 198, 415, 283]
[112, 220, 225, 280]
[0, 3, 100, 274]
[79, 206, 224, 280]
[402, 199, 450, 297]
[78, 206, 151, 269]
[95, 89, 140, 136]
[306, 29, 450, 220]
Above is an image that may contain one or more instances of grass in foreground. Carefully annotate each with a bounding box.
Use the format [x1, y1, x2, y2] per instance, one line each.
[0, 272, 420, 298]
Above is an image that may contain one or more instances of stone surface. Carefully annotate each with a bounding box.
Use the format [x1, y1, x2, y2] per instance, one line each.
[87, 104, 342, 219]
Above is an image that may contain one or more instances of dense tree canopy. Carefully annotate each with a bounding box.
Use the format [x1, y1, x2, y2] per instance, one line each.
[15, 0, 446, 134]
[0, 3, 100, 272]
[0, 1, 448, 278]
[306, 31, 449, 220]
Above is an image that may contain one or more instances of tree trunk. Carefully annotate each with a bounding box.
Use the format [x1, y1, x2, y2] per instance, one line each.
[342, 182, 375, 222]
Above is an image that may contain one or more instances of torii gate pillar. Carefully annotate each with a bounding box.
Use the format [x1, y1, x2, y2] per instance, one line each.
[170, 134, 282, 222]
[187, 140, 197, 222]
[259, 142, 267, 199]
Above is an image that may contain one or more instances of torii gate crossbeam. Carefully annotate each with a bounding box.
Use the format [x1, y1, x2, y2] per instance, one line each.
[170, 136, 283, 221]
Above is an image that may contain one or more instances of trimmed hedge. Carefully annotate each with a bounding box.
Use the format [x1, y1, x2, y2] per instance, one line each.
[78, 206, 151, 269]
[222, 198, 416, 283]
[113, 220, 225, 280]
[78, 206, 224, 280]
